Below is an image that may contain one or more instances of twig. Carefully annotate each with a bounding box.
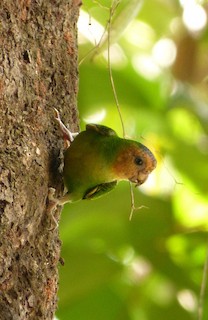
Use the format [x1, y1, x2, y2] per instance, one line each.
[107, 0, 125, 138]
[129, 182, 148, 220]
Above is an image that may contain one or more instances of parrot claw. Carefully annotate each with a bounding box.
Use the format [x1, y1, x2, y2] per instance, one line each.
[54, 108, 79, 148]
[47, 187, 59, 214]
[46, 187, 61, 230]
[47, 187, 70, 209]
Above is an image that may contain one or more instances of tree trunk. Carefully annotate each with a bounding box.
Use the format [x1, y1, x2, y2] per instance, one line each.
[0, 1, 80, 319]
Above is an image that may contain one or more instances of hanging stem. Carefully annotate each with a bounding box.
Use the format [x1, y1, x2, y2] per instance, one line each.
[129, 182, 148, 220]
[107, 0, 125, 138]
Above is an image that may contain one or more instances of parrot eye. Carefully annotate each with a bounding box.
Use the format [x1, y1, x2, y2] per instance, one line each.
[134, 156, 143, 166]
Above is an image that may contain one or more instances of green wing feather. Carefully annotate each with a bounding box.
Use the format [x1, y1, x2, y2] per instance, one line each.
[83, 181, 118, 200]
[86, 124, 117, 137]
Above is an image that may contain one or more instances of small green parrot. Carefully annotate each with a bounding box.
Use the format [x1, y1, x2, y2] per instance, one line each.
[53, 109, 157, 205]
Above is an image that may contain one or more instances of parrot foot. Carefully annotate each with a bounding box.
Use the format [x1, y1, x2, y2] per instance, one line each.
[56, 192, 71, 205]
[46, 187, 61, 230]
[54, 108, 79, 148]
[47, 187, 58, 208]
[46, 189, 71, 229]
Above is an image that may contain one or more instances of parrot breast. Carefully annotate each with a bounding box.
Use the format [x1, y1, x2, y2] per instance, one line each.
[63, 130, 119, 201]
[63, 127, 157, 202]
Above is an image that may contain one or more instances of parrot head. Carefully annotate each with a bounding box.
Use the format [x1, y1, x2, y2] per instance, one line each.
[112, 141, 157, 186]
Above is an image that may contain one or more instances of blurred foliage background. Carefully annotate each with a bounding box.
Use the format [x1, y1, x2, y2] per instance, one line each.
[56, 0, 208, 319]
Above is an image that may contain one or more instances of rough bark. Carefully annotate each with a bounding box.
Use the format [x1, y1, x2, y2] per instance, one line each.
[0, 0, 80, 319]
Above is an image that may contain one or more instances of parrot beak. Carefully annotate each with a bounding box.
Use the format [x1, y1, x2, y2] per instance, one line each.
[131, 168, 155, 187]
[135, 171, 149, 186]
[129, 171, 148, 186]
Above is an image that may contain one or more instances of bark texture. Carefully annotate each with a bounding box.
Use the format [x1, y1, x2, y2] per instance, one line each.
[0, 0, 80, 319]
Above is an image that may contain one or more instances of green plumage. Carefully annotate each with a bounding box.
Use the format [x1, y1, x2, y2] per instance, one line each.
[63, 125, 121, 201]
[61, 123, 157, 203]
